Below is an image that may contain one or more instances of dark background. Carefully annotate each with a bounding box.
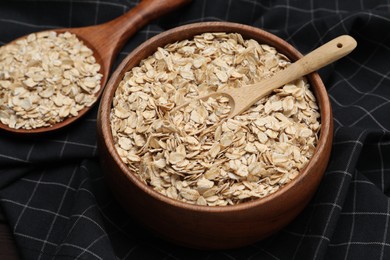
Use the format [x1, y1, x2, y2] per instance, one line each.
[0, 0, 389, 259]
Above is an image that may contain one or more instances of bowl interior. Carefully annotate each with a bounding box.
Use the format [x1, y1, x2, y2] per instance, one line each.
[98, 21, 333, 213]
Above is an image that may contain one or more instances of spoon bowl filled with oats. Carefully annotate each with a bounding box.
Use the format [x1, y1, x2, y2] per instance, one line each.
[170, 35, 356, 121]
[0, 0, 191, 134]
[97, 22, 335, 249]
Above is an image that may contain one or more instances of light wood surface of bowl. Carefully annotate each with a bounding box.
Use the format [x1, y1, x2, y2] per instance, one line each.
[97, 21, 333, 250]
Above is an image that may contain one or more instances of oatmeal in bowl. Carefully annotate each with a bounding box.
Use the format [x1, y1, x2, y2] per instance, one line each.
[97, 22, 332, 249]
[110, 32, 320, 206]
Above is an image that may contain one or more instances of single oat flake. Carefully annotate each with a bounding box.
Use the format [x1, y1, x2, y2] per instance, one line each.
[110, 32, 321, 206]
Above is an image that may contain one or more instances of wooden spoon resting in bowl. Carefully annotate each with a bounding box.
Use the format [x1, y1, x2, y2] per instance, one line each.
[0, 0, 191, 134]
[171, 35, 357, 119]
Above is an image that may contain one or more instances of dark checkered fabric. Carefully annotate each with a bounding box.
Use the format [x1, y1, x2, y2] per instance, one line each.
[0, 0, 389, 259]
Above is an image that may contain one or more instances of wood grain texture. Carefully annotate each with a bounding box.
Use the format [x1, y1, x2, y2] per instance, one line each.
[97, 22, 334, 249]
[0, 0, 192, 135]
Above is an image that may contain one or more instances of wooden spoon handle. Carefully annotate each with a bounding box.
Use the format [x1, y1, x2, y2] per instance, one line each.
[280, 35, 357, 80]
[230, 35, 357, 116]
[86, 0, 191, 69]
[103, 0, 192, 48]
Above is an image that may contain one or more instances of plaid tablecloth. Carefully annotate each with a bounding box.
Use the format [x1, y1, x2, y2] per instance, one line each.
[0, 0, 389, 259]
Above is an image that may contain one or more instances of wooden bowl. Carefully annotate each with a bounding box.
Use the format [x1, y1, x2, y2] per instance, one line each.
[97, 22, 333, 250]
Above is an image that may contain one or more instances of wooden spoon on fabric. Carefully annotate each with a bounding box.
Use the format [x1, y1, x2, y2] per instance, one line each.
[171, 35, 356, 120]
[0, 0, 191, 134]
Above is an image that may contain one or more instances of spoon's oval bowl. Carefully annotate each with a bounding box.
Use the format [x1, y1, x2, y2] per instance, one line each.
[97, 21, 333, 249]
[0, 28, 108, 135]
[0, 0, 193, 135]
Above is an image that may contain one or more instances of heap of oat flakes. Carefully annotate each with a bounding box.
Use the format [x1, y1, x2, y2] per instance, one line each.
[0, 31, 102, 129]
[111, 32, 321, 206]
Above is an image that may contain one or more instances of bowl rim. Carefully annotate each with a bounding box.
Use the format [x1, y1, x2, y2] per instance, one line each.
[98, 21, 333, 213]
